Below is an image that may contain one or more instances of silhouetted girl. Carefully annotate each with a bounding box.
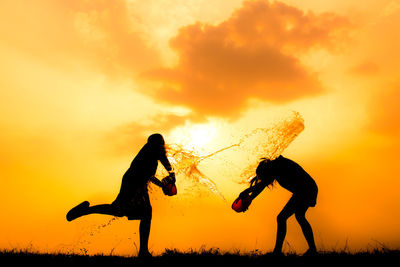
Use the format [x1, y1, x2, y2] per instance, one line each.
[237, 155, 318, 255]
[66, 133, 175, 257]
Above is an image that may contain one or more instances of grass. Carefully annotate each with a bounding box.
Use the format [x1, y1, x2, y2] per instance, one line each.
[1, 247, 399, 266]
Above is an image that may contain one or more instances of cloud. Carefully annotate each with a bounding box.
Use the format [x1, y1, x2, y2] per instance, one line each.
[142, 0, 351, 118]
[68, 0, 161, 75]
[381, 1, 400, 18]
[0, 0, 160, 75]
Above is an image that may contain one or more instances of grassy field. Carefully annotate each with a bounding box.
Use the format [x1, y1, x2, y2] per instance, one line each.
[1, 248, 399, 266]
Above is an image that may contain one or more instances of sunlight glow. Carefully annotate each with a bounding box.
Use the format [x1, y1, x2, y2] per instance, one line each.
[168, 122, 218, 154]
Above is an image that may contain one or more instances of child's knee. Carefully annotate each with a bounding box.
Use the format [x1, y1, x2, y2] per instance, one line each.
[295, 213, 307, 223]
[277, 213, 288, 224]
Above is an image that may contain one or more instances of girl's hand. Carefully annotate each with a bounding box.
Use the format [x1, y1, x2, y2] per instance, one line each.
[161, 175, 177, 196]
[232, 191, 253, 212]
[168, 172, 176, 183]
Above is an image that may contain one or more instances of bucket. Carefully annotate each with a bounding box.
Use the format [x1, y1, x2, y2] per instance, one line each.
[163, 182, 177, 196]
[232, 195, 252, 212]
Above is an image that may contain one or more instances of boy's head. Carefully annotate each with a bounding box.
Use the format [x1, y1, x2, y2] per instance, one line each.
[255, 159, 275, 186]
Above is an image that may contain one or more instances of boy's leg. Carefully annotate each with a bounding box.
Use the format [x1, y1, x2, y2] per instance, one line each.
[295, 207, 316, 252]
[274, 198, 296, 254]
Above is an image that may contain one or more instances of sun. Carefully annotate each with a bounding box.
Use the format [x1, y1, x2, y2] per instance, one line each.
[168, 122, 219, 154]
[187, 124, 217, 148]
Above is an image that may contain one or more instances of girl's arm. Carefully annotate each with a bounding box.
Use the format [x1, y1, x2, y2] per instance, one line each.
[249, 181, 267, 199]
[149, 175, 163, 188]
[159, 150, 173, 172]
[159, 151, 175, 183]
[240, 180, 267, 200]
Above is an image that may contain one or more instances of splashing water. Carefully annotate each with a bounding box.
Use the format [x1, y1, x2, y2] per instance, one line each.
[159, 111, 305, 199]
[162, 144, 228, 201]
[233, 111, 305, 183]
[62, 217, 121, 255]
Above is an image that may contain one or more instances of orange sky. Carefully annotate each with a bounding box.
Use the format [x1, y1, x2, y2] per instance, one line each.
[1, 0, 400, 256]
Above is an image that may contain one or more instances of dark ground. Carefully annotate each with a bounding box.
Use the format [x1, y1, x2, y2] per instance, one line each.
[1, 249, 399, 266]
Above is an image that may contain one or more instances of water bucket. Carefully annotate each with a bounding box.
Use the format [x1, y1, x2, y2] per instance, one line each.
[163, 182, 177, 196]
[232, 195, 252, 212]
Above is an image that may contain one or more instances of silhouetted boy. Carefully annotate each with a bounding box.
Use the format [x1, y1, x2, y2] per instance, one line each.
[66, 133, 175, 257]
[237, 155, 318, 255]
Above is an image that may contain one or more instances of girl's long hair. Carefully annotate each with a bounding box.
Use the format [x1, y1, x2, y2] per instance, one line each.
[251, 158, 276, 188]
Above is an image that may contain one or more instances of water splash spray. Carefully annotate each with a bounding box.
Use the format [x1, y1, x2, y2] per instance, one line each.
[63, 217, 120, 255]
[161, 111, 305, 199]
[233, 111, 304, 183]
[162, 144, 228, 201]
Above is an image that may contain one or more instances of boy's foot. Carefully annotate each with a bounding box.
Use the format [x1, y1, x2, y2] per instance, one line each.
[66, 201, 89, 221]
